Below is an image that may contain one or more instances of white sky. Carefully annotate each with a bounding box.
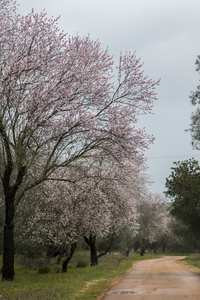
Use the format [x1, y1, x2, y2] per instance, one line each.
[17, 0, 200, 194]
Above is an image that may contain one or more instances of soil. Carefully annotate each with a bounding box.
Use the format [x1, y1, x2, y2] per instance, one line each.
[99, 256, 200, 299]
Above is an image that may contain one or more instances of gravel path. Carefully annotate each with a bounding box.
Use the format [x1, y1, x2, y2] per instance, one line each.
[100, 256, 200, 299]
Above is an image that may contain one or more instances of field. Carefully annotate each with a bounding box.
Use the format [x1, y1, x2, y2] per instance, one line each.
[0, 252, 160, 300]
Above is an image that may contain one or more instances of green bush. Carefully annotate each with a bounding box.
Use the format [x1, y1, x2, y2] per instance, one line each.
[52, 266, 61, 273]
[38, 266, 51, 274]
[76, 260, 88, 268]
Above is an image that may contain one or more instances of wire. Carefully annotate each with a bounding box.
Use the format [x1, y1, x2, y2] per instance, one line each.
[148, 154, 200, 160]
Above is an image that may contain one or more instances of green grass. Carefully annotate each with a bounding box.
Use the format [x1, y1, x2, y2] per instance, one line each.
[0, 252, 160, 300]
[182, 253, 200, 269]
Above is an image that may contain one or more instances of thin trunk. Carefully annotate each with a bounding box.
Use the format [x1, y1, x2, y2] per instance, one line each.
[140, 238, 146, 256]
[97, 234, 115, 259]
[57, 250, 65, 265]
[140, 246, 145, 256]
[162, 240, 167, 253]
[125, 233, 130, 257]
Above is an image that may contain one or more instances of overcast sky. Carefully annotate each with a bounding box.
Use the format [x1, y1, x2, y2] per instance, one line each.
[17, 0, 200, 194]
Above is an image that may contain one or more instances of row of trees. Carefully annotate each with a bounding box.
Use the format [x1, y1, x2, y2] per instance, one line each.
[165, 55, 200, 249]
[1, 167, 177, 273]
[2, 0, 200, 282]
[0, 0, 160, 280]
[12, 158, 141, 271]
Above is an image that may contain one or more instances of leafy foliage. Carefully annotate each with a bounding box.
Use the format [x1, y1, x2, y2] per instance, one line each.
[188, 55, 200, 149]
[165, 159, 200, 239]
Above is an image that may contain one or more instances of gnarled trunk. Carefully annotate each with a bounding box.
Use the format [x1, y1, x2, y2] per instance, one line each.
[62, 242, 77, 273]
[84, 234, 98, 266]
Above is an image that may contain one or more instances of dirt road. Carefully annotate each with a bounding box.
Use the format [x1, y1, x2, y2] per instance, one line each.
[100, 256, 200, 300]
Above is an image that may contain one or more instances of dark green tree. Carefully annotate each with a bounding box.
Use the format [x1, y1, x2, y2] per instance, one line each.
[189, 55, 200, 149]
[165, 159, 200, 246]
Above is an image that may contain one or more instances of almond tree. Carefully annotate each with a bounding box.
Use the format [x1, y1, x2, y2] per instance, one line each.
[80, 160, 140, 266]
[0, 0, 159, 280]
[16, 158, 140, 270]
[15, 172, 80, 273]
[135, 192, 169, 256]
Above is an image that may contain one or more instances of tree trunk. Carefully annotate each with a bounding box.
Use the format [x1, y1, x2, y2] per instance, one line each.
[162, 240, 167, 253]
[140, 246, 145, 256]
[2, 198, 15, 281]
[84, 234, 98, 266]
[125, 248, 130, 257]
[90, 242, 98, 266]
[62, 242, 77, 273]
[1, 161, 26, 281]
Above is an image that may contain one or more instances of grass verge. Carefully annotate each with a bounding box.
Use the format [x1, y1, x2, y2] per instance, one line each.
[182, 253, 200, 270]
[0, 252, 160, 300]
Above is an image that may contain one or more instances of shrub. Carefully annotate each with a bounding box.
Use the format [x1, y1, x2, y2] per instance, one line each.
[52, 266, 61, 273]
[38, 266, 51, 274]
[76, 260, 88, 268]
